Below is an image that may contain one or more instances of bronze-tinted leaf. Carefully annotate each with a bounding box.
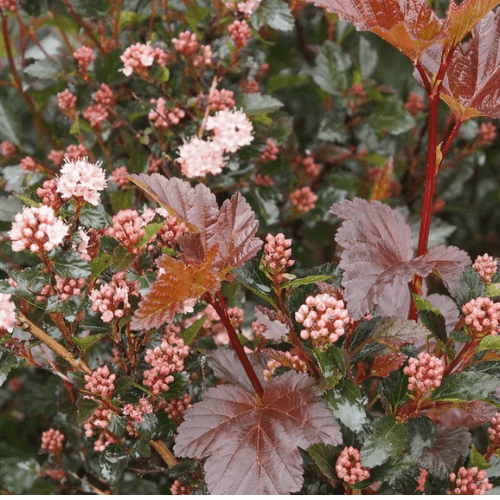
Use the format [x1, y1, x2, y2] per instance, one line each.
[130, 250, 220, 331]
[308, 0, 445, 61]
[370, 353, 407, 378]
[174, 372, 342, 494]
[254, 305, 290, 341]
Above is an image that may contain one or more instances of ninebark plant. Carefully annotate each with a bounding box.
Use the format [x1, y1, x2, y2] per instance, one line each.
[1, 0, 500, 495]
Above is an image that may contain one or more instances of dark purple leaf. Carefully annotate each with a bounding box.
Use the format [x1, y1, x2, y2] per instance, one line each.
[254, 305, 290, 341]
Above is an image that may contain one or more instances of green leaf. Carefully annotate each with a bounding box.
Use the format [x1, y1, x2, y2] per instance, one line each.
[457, 267, 487, 306]
[350, 316, 383, 352]
[251, 0, 294, 31]
[181, 316, 206, 346]
[314, 345, 344, 391]
[358, 37, 378, 79]
[450, 330, 471, 343]
[366, 455, 418, 491]
[79, 204, 107, 229]
[379, 370, 409, 410]
[430, 372, 499, 402]
[468, 444, 490, 470]
[0, 350, 20, 387]
[99, 453, 128, 486]
[242, 92, 284, 115]
[135, 413, 158, 439]
[312, 40, 351, 95]
[412, 295, 447, 344]
[73, 333, 106, 352]
[267, 73, 309, 93]
[280, 274, 335, 289]
[118, 10, 149, 29]
[108, 415, 127, 438]
[308, 444, 338, 482]
[110, 246, 136, 272]
[486, 283, 500, 298]
[406, 416, 436, 459]
[52, 252, 92, 279]
[234, 261, 274, 305]
[77, 397, 99, 424]
[479, 335, 500, 351]
[361, 415, 408, 468]
[138, 222, 164, 248]
[324, 380, 368, 432]
[14, 192, 40, 208]
[131, 438, 151, 458]
[111, 189, 134, 212]
[369, 95, 415, 135]
[186, 1, 209, 32]
[90, 254, 111, 279]
[0, 195, 23, 221]
[0, 102, 20, 145]
[159, 372, 190, 400]
[94, 50, 124, 85]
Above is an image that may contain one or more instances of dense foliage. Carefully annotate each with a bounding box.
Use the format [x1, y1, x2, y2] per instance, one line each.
[1, 0, 500, 495]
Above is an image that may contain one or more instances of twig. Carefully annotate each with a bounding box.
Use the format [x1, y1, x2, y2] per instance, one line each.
[150, 440, 179, 467]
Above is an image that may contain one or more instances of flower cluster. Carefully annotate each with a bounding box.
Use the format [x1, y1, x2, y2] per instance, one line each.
[403, 352, 444, 394]
[90, 273, 136, 323]
[263, 351, 308, 381]
[164, 394, 192, 421]
[41, 429, 65, 455]
[211, 306, 245, 345]
[20, 156, 38, 173]
[56, 158, 107, 205]
[122, 398, 154, 436]
[155, 211, 189, 248]
[48, 150, 65, 167]
[0, 140, 15, 156]
[65, 143, 88, 161]
[172, 31, 198, 57]
[171, 479, 192, 495]
[488, 412, 500, 453]
[262, 232, 294, 282]
[120, 42, 154, 76]
[228, 20, 252, 48]
[260, 138, 279, 162]
[37, 179, 63, 211]
[57, 89, 77, 115]
[83, 406, 116, 451]
[289, 186, 318, 213]
[473, 254, 498, 284]
[447, 467, 492, 495]
[73, 46, 95, 75]
[477, 122, 497, 146]
[295, 293, 350, 347]
[0, 293, 16, 334]
[107, 209, 145, 253]
[148, 98, 185, 130]
[177, 137, 225, 178]
[462, 297, 500, 337]
[299, 152, 321, 178]
[335, 447, 370, 485]
[225, 0, 262, 16]
[205, 108, 254, 153]
[253, 173, 275, 186]
[54, 276, 87, 301]
[9, 205, 69, 254]
[84, 365, 116, 399]
[207, 88, 235, 111]
[0, 0, 18, 12]
[239, 78, 259, 93]
[143, 334, 190, 396]
[405, 91, 425, 116]
[111, 166, 129, 188]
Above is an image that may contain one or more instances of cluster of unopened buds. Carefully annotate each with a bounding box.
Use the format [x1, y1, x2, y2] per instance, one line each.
[111, 166, 129, 188]
[83, 407, 117, 452]
[253, 173, 275, 187]
[228, 20, 252, 48]
[297, 152, 321, 179]
[462, 297, 500, 338]
[447, 467, 492, 495]
[295, 293, 350, 347]
[120, 42, 169, 76]
[41, 429, 65, 455]
[148, 98, 185, 130]
[170, 479, 193, 495]
[143, 334, 189, 396]
[164, 394, 193, 421]
[207, 88, 235, 111]
[403, 352, 443, 394]
[487, 412, 500, 455]
[54, 276, 87, 300]
[405, 91, 425, 116]
[289, 186, 318, 214]
[259, 138, 279, 163]
[20, 156, 39, 173]
[57, 89, 77, 116]
[473, 254, 498, 284]
[262, 233, 294, 283]
[73, 46, 95, 76]
[107, 209, 146, 253]
[37, 179, 63, 211]
[84, 365, 116, 399]
[0, 140, 15, 156]
[122, 398, 154, 436]
[335, 446, 370, 485]
[263, 352, 308, 381]
[477, 122, 497, 146]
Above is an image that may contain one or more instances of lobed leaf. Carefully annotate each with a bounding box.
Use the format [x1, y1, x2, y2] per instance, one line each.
[174, 372, 342, 494]
[254, 305, 289, 340]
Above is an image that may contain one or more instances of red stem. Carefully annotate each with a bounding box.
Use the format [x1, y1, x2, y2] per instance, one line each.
[204, 292, 264, 398]
[438, 119, 462, 170]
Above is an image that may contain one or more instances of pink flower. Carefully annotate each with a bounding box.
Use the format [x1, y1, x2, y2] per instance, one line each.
[207, 88, 236, 111]
[94, 83, 114, 107]
[0, 293, 16, 334]
[259, 138, 279, 162]
[84, 365, 116, 399]
[335, 446, 370, 485]
[224, 0, 262, 16]
[193, 44, 213, 67]
[473, 254, 498, 284]
[54, 276, 87, 300]
[289, 186, 318, 213]
[148, 98, 185, 130]
[111, 166, 130, 187]
[0, 0, 19, 12]
[228, 20, 252, 48]
[172, 31, 198, 57]
[122, 398, 154, 436]
[20, 156, 38, 173]
[477, 122, 497, 146]
[0, 140, 15, 156]
[253, 173, 275, 187]
[57, 89, 77, 114]
[90, 279, 131, 323]
[300, 152, 321, 178]
[447, 467, 492, 495]
[462, 297, 500, 337]
[37, 179, 63, 211]
[48, 150, 64, 167]
[177, 137, 225, 178]
[65, 144, 88, 161]
[295, 293, 350, 346]
[107, 209, 146, 253]
[165, 394, 192, 421]
[73, 46, 95, 74]
[41, 429, 65, 455]
[120, 42, 155, 76]
[262, 232, 294, 283]
[405, 91, 425, 117]
[403, 352, 444, 393]
[56, 158, 107, 205]
[263, 352, 308, 381]
[9, 205, 69, 253]
[206, 109, 254, 153]
[83, 103, 108, 129]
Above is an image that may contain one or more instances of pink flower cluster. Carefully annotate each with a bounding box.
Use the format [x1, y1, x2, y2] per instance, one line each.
[171, 479, 192, 495]
[54, 276, 87, 301]
[299, 152, 321, 178]
[84, 365, 116, 399]
[263, 352, 308, 381]
[107, 209, 146, 253]
[37, 179, 63, 211]
[260, 138, 279, 163]
[20, 156, 38, 173]
[447, 467, 492, 495]
[488, 412, 500, 451]
[95, 83, 114, 107]
[41, 429, 65, 455]
[0, 293, 16, 334]
[253, 173, 275, 187]
[473, 254, 498, 284]
[65, 143, 88, 161]
[228, 20, 252, 48]
[90, 274, 134, 323]
[57, 158, 107, 205]
[57, 89, 77, 115]
[155, 211, 189, 248]
[477, 122, 497, 146]
[239, 78, 260, 93]
[462, 297, 500, 337]
[290, 186, 318, 213]
[111, 166, 129, 188]
[225, 0, 262, 16]
[207, 88, 235, 111]
[335, 446, 370, 485]
[178, 136, 225, 178]
[0, 140, 15, 156]
[212, 306, 245, 346]
[148, 98, 185, 130]
[405, 91, 425, 117]
[0, 0, 19, 12]
[205, 109, 254, 153]
[84, 406, 112, 437]
[143, 334, 189, 396]
[295, 293, 350, 346]
[120, 43, 154, 76]
[48, 150, 64, 167]
[172, 31, 198, 57]
[122, 398, 154, 436]
[262, 233, 294, 283]
[165, 394, 192, 421]
[403, 352, 443, 393]
[73, 46, 95, 74]
[9, 205, 69, 254]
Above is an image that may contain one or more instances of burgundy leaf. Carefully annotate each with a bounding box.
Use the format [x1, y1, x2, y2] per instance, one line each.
[307, 0, 445, 61]
[371, 317, 431, 342]
[206, 348, 268, 393]
[254, 305, 290, 341]
[429, 402, 499, 430]
[208, 192, 263, 273]
[370, 353, 407, 378]
[419, 426, 472, 478]
[174, 372, 342, 494]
